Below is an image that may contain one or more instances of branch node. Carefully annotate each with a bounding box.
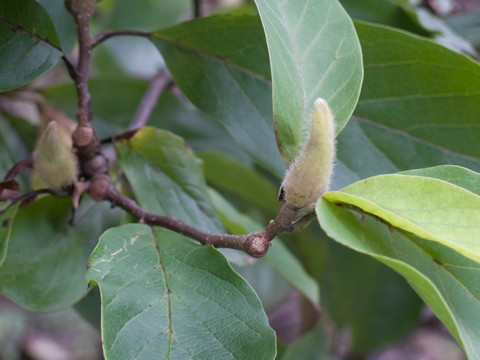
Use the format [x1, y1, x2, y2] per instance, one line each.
[89, 174, 111, 201]
[73, 125, 93, 147]
[83, 154, 108, 177]
[244, 232, 271, 258]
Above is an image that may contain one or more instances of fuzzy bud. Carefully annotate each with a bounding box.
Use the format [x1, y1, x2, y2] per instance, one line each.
[33, 121, 78, 190]
[280, 98, 336, 210]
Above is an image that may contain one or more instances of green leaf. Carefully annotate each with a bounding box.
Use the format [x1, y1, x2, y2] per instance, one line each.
[254, 0, 363, 163]
[198, 151, 279, 216]
[401, 165, 480, 195]
[0, 0, 62, 92]
[324, 172, 480, 264]
[354, 21, 480, 162]
[0, 202, 19, 267]
[106, 0, 191, 31]
[339, 0, 429, 35]
[37, 0, 77, 53]
[151, 15, 286, 177]
[316, 232, 422, 353]
[330, 22, 480, 190]
[0, 196, 123, 311]
[87, 224, 276, 360]
[116, 126, 223, 232]
[281, 320, 338, 360]
[318, 166, 480, 358]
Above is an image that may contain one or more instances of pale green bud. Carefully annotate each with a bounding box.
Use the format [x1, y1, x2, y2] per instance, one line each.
[33, 121, 78, 190]
[280, 98, 336, 210]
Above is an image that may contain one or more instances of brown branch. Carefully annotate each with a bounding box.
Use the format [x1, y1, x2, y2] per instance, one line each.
[129, 70, 172, 130]
[0, 189, 53, 210]
[65, 1, 107, 181]
[91, 176, 302, 257]
[91, 29, 152, 49]
[72, 11, 93, 127]
[4, 157, 33, 181]
[105, 185, 254, 252]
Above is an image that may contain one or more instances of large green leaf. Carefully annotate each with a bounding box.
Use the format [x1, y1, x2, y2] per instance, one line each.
[324, 172, 480, 264]
[151, 15, 286, 177]
[354, 21, 480, 162]
[315, 232, 422, 353]
[0, 196, 123, 311]
[87, 224, 276, 360]
[318, 166, 480, 358]
[0, 0, 62, 92]
[330, 21, 480, 190]
[254, 0, 363, 163]
[198, 151, 279, 216]
[339, 0, 429, 35]
[116, 126, 223, 232]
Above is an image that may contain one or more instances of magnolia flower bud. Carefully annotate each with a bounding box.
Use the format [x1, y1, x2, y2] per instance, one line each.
[280, 98, 336, 210]
[33, 120, 78, 190]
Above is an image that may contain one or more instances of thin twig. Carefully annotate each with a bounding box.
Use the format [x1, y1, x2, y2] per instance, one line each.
[66, 1, 107, 180]
[4, 157, 33, 181]
[129, 71, 172, 130]
[106, 186, 253, 253]
[102, 179, 309, 258]
[0, 189, 53, 212]
[92, 29, 152, 49]
[73, 11, 93, 126]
